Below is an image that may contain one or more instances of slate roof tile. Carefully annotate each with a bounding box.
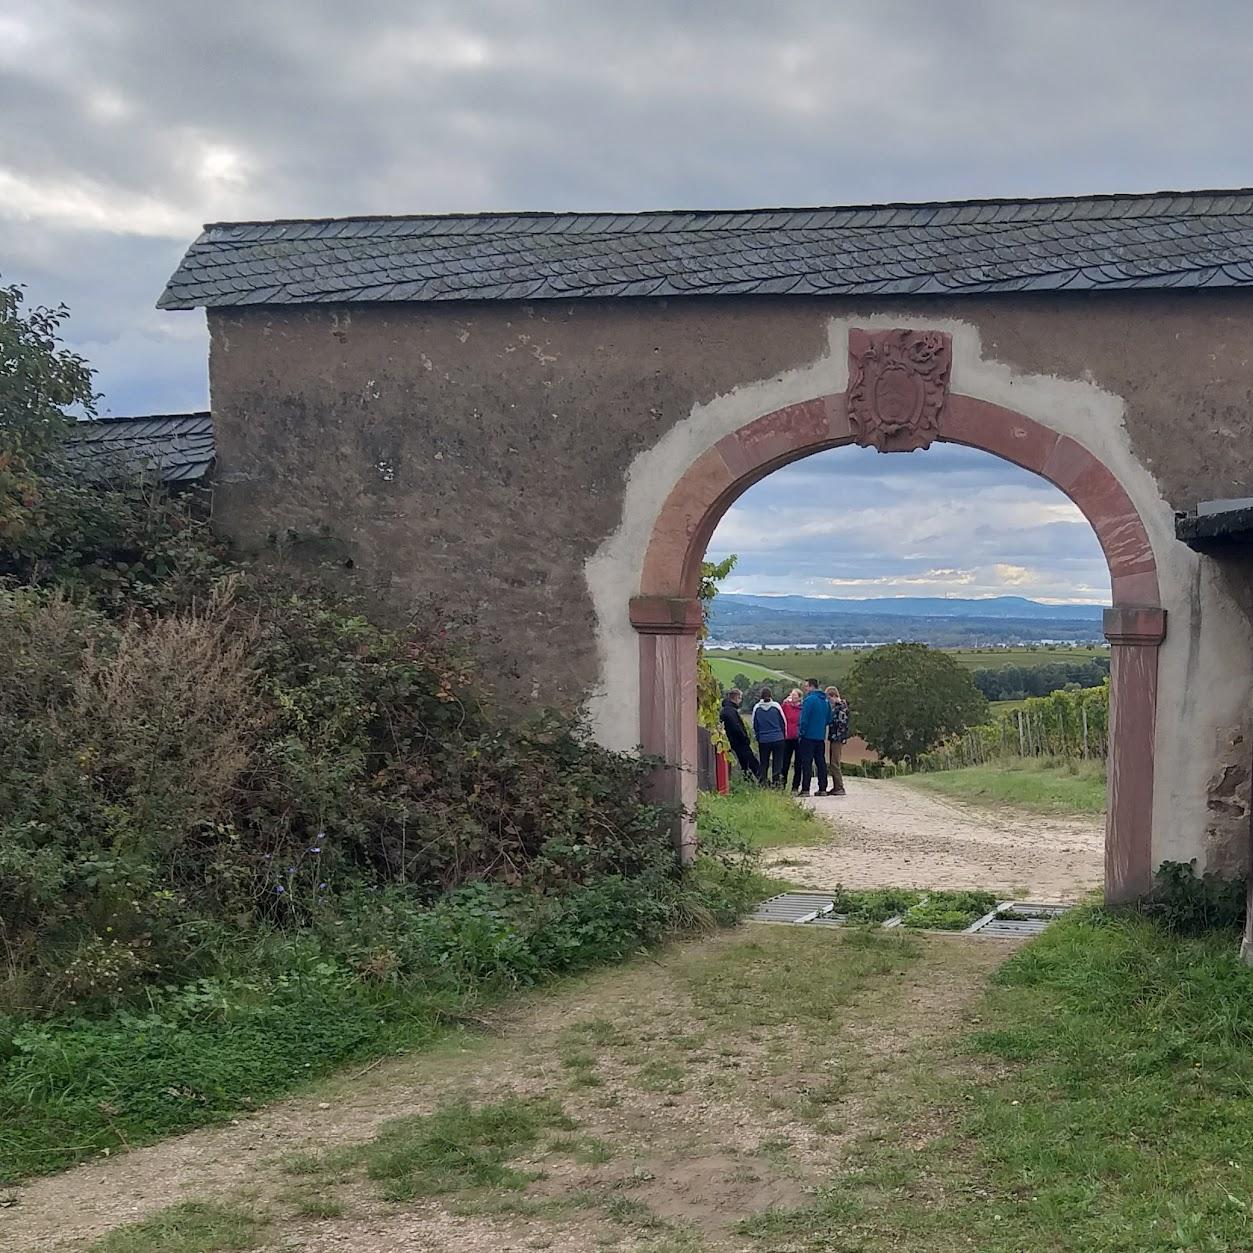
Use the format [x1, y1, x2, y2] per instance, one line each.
[158, 189, 1253, 310]
[64, 413, 214, 483]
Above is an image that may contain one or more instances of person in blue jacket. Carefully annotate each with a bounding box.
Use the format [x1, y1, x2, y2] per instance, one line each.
[796, 678, 834, 795]
[750, 687, 788, 785]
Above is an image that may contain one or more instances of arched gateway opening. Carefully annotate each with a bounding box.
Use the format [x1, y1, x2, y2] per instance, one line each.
[627, 329, 1164, 905]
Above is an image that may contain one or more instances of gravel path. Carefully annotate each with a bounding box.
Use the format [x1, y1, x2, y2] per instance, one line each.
[768, 777, 1103, 901]
[2, 931, 1009, 1253]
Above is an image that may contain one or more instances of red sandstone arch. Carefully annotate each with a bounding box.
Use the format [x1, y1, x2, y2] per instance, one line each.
[630, 388, 1165, 904]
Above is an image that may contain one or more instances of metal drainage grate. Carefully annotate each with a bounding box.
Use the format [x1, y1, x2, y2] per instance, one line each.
[964, 901, 1072, 939]
[747, 891, 898, 928]
[749, 891, 836, 925]
[748, 892, 1073, 938]
[807, 912, 851, 927]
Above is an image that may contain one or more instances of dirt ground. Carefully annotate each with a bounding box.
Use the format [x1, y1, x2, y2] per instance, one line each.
[2, 929, 1012, 1253]
[772, 777, 1103, 901]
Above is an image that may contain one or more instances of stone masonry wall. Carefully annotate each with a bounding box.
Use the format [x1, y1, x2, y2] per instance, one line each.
[208, 291, 1253, 710]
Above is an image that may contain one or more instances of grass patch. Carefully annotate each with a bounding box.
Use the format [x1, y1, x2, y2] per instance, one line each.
[285, 1191, 346, 1219]
[738, 909, 1253, 1250]
[1, 853, 767, 1184]
[549, 1134, 615, 1165]
[88, 1201, 269, 1253]
[706, 656, 799, 686]
[0, 973, 458, 1183]
[345, 1095, 574, 1202]
[698, 783, 828, 850]
[279, 1150, 325, 1177]
[680, 926, 920, 1031]
[904, 755, 1106, 815]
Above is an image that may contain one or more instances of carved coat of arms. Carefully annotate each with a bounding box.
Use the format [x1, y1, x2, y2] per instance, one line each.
[847, 329, 952, 452]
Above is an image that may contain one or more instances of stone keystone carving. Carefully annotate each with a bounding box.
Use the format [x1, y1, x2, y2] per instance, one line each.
[847, 328, 953, 452]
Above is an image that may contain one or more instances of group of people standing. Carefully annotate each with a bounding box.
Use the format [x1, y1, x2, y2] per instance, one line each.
[720, 678, 849, 796]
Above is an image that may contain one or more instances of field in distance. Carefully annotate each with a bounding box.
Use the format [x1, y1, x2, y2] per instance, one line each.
[705, 655, 800, 688]
[707, 644, 1109, 685]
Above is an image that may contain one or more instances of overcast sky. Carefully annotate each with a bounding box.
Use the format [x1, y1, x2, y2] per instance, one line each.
[5, 0, 1250, 602]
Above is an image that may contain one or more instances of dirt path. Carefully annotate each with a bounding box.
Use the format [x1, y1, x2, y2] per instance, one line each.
[3, 928, 1012, 1253]
[770, 777, 1103, 901]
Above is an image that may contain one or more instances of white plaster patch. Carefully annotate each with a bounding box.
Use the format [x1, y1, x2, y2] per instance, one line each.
[584, 340, 847, 751]
[584, 314, 1253, 872]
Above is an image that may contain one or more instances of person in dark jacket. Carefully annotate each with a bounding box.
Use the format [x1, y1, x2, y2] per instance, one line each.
[720, 689, 759, 780]
[825, 686, 850, 796]
[751, 686, 788, 785]
[796, 678, 833, 795]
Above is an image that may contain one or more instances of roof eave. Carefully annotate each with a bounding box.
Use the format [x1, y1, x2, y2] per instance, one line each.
[1176, 507, 1253, 553]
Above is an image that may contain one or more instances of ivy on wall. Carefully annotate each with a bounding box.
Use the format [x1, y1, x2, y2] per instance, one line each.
[698, 554, 736, 752]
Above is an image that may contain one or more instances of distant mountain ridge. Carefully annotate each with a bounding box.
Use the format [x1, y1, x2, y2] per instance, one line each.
[718, 594, 1106, 621]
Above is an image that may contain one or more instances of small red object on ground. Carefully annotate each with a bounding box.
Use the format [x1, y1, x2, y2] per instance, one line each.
[715, 749, 729, 795]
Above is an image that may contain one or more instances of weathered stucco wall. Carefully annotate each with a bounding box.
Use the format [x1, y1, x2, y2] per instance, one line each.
[207, 292, 1253, 875]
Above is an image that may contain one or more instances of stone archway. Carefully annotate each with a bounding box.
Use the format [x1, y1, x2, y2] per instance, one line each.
[629, 330, 1165, 905]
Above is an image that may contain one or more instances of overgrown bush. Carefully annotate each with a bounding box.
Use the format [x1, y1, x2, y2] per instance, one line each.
[0, 277, 768, 1179]
[1138, 860, 1245, 935]
[0, 281, 728, 1016]
[0, 568, 705, 1012]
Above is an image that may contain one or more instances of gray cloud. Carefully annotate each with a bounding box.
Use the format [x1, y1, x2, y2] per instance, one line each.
[1, 0, 1242, 590]
[706, 447, 1110, 603]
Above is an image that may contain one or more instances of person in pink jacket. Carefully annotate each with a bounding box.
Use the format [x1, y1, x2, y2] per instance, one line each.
[781, 687, 803, 793]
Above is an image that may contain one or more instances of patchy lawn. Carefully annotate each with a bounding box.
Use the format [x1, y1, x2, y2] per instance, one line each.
[699, 782, 829, 850]
[743, 909, 1253, 1251]
[14, 911, 1253, 1253]
[904, 756, 1106, 816]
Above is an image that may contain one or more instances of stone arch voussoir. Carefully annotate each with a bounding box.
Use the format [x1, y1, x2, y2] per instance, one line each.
[631, 382, 1164, 904]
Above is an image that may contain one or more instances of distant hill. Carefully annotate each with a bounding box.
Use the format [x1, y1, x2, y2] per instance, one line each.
[706, 593, 1108, 647]
[718, 594, 1106, 621]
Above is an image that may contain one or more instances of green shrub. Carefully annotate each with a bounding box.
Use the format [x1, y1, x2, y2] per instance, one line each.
[0, 570, 689, 1013]
[0, 849, 755, 1181]
[0, 283, 765, 1182]
[1138, 859, 1245, 935]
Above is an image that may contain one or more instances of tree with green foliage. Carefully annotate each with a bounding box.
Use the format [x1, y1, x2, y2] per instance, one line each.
[845, 642, 988, 763]
[0, 281, 95, 548]
[0, 275, 226, 609]
[697, 554, 735, 749]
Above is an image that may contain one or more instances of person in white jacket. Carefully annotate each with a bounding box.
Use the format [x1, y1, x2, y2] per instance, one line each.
[751, 687, 788, 786]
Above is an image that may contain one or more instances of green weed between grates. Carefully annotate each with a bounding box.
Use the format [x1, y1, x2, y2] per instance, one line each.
[900, 890, 1000, 930]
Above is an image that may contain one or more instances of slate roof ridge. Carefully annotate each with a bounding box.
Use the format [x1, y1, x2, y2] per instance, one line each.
[196, 186, 1253, 238]
[160, 187, 1253, 310]
[80, 410, 211, 424]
